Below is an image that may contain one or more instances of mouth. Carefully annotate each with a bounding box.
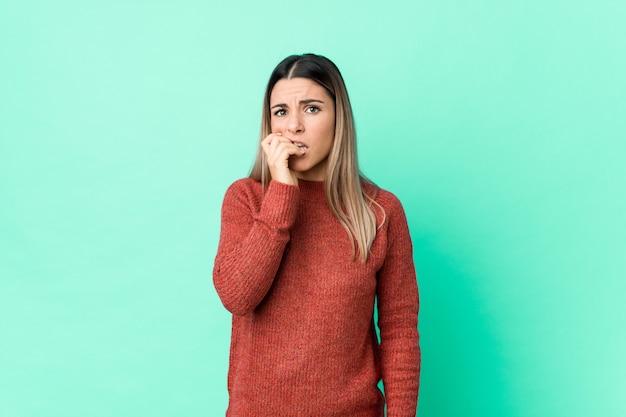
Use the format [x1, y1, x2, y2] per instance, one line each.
[292, 141, 309, 153]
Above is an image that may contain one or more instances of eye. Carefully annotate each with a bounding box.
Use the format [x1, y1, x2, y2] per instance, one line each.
[305, 106, 320, 113]
[273, 109, 287, 117]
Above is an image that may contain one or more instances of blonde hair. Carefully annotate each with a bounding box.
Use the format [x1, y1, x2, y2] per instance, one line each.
[250, 54, 381, 262]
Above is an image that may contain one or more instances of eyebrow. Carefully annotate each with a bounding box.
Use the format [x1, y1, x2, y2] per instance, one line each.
[270, 99, 325, 109]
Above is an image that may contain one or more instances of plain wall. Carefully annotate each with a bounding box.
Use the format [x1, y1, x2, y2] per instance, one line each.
[1, 1, 624, 416]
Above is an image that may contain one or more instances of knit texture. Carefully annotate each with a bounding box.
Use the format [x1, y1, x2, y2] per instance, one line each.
[213, 178, 420, 417]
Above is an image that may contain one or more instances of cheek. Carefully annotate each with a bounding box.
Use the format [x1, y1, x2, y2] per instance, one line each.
[323, 117, 336, 140]
[270, 117, 285, 133]
[327, 121, 336, 136]
[324, 110, 336, 132]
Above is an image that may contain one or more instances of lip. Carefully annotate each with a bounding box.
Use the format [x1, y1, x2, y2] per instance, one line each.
[291, 140, 308, 148]
[291, 140, 309, 154]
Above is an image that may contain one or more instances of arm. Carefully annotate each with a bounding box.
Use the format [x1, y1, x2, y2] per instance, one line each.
[213, 179, 299, 315]
[377, 195, 420, 416]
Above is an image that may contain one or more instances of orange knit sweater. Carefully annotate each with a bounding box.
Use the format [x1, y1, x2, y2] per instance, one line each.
[213, 178, 420, 417]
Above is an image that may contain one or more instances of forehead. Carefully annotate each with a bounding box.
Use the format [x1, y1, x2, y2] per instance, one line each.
[270, 78, 331, 103]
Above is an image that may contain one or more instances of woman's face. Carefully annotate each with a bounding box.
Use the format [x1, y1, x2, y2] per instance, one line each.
[269, 77, 335, 181]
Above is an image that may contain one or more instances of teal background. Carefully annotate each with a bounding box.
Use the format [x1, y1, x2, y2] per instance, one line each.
[1, 1, 624, 416]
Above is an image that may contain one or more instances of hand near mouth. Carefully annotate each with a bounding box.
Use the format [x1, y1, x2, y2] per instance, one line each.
[261, 133, 307, 186]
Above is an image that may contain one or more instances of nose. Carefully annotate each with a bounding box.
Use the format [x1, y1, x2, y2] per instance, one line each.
[286, 112, 304, 135]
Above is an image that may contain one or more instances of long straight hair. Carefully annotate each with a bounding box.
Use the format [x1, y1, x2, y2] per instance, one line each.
[249, 54, 381, 262]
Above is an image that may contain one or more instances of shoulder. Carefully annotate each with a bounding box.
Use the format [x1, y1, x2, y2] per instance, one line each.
[227, 177, 262, 191]
[363, 180, 407, 218]
[366, 185, 415, 257]
[222, 177, 264, 207]
[376, 188, 405, 213]
[225, 177, 262, 195]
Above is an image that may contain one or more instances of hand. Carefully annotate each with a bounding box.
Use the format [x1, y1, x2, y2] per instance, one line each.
[261, 133, 306, 186]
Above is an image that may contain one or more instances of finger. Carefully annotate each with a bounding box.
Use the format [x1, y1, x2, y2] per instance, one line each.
[263, 133, 296, 151]
[265, 142, 303, 167]
[262, 133, 291, 149]
[273, 139, 305, 156]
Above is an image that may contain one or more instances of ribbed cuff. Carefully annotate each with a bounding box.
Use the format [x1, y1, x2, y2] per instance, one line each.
[258, 180, 300, 228]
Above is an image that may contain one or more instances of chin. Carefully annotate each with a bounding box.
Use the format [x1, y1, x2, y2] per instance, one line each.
[289, 160, 312, 172]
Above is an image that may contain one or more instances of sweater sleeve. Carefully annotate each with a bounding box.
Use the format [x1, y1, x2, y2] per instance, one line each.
[376, 194, 420, 417]
[213, 179, 299, 315]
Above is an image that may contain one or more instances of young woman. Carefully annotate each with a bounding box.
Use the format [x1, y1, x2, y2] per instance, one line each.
[213, 54, 420, 417]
